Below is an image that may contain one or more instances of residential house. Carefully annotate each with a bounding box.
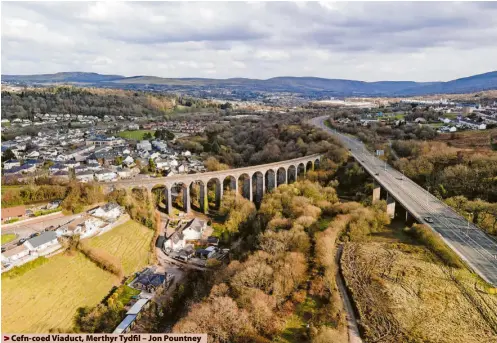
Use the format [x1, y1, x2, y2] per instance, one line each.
[155, 159, 169, 170]
[26, 151, 40, 158]
[3, 160, 20, 170]
[123, 155, 134, 167]
[52, 170, 70, 181]
[1, 245, 30, 264]
[76, 170, 95, 182]
[137, 140, 152, 151]
[49, 163, 69, 174]
[132, 269, 166, 292]
[1, 205, 26, 222]
[177, 163, 188, 173]
[116, 167, 133, 179]
[95, 169, 118, 182]
[164, 218, 206, 252]
[56, 217, 104, 238]
[90, 203, 123, 221]
[24, 231, 59, 252]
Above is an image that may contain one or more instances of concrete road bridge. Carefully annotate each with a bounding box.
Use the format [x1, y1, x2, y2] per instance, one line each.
[311, 115, 497, 287]
[104, 154, 323, 215]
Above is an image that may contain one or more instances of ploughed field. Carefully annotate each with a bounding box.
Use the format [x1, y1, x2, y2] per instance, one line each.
[341, 225, 497, 343]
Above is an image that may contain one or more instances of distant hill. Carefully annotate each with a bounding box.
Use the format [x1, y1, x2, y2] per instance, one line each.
[2, 71, 496, 96]
[1, 72, 124, 84]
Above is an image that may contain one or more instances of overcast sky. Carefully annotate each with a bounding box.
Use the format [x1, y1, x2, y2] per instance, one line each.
[2, 1, 497, 81]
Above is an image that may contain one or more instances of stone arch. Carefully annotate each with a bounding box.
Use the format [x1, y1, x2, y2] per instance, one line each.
[252, 171, 264, 204]
[238, 173, 252, 201]
[297, 163, 305, 180]
[171, 181, 191, 213]
[314, 158, 321, 170]
[207, 177, 222, 210]
[223, 175, 237, 196]
[287, 165, 297, 184]
[306, 160, 314, 172]
[265, 169, 276, 193]
[190, 180, 208, 213]
[277, 166, 287, 186]
[151, 184, 168, 213]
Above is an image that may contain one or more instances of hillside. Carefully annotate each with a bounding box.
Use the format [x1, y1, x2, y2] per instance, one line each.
[2, 71, 497, 96]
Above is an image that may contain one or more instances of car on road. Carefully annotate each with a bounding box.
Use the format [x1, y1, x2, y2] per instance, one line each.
[29, 232, 40, 239]
[374, 172, 379, 176]
[1, 247, 6, 253]
[17, 238, 27, 245]
[424, 217, 434, 224]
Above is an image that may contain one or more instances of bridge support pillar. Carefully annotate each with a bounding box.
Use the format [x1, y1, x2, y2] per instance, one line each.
[215, 183, 223, 209]
[166, 187, 172, 216]
[200, 183, 208, 213]
[405, 211, 415, 225]
[386, 192, 396, 219]
[372, 180, 381, 202]
[248, 177, 253, 202]
[183, 185, 191, 213]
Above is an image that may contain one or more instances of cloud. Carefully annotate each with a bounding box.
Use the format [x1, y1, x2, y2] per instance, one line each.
[1, 1, 497, 81]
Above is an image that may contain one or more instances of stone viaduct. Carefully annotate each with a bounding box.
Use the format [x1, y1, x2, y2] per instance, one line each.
[104, 154, 323, 215]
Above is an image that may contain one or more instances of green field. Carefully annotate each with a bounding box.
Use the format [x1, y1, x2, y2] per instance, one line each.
[1, 233, 17, 244]
[1, 253, 117, 333]
[85, 220, 154, 275]
[1, 220, 154, 333]
[117, 130, 155, 140]
[1, 185, 22, 195]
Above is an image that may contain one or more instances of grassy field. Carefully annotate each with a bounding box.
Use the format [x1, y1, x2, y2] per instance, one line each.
[434, 128, 497, 150]
[1, 185, 22, 195]
[117, 130, 155, 140]
[341, 221, 497, 343]
[85, 220, 154, 275]
[1, 233, 17, 244]
[1, 253, 117, 333]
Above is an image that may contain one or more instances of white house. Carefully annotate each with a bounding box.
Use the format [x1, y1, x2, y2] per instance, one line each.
[177, 164, 188, 173]
[24, 232, 59, 252]
[76, 171, 95, 182]
[26, 151, 40, 158]
[164, 218, 206, 252]
[449, 127, 457, 132]
[181, 218, 206, 240]
[3, 160, 20, 170]
[90, 203, 123, 221]
[95, 169, 118, 182]
[137, 140, 152, 151]
[182, 150, 192, 157]
[123, 156, 134, 166]
[155, 159, 169, 170]
[1, 245, 30, 264]
[57, 217, 105, 238]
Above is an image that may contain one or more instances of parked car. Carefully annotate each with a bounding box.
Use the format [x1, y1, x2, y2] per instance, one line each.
[29, 232, 40, 239]
[424, 217, 434, 224]
[18, 238, 27, 245]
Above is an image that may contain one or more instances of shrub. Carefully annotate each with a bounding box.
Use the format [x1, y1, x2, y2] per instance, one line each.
[77, 242, 124, 277]
[404, 224, 464, 268]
